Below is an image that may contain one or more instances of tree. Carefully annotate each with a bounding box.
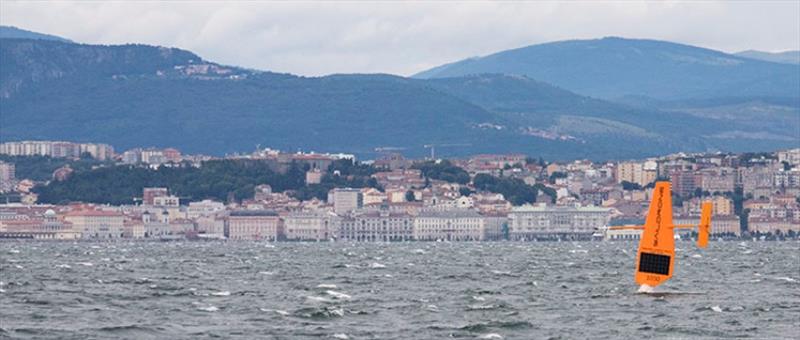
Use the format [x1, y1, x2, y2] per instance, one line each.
[548, 171, 567, 184]
[405, 190, 416, 202]
[740, 208, 750, 234]
[474, 173, 538, 205]
[412, 160, 470, 184]
[621, 181, 642, 191]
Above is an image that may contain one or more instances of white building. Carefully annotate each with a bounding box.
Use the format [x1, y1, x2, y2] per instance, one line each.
[0, 161, 15, 192]
[227, 210, 281, 241]
[339, 208, 413, 241]
[414, 209, 485, 241]
[152, 195, 180, 207]
[777, 148, 800, 167]
[187, 200, 226, 219]
[64, 210, 125, 239]
[284, 210, 340, 241]
[330, 188, 363, 214]
[509, 204, 610, 240]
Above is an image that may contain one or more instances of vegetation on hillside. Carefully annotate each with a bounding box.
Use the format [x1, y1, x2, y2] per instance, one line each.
[412, 160, 470, 184]
[473, 173, 538, 205]
[33, 158, 384, 205]
[0, 155, 107, 182]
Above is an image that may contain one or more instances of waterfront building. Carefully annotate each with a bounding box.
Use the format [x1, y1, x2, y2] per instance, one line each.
[674, 215, 741, 236]
[482, 213, 508, 240]
[339, 208, 413, 241]
[508, 204, 610, 240]
[284, 210, 340, 241]
[187, 200, 226, 219]
[227, 210, 281, 240]
[64, 209, 125, 239]
[413, 208, 485, 241]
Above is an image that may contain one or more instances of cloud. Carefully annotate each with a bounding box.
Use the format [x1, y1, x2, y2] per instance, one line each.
[1, 1, 798, 76]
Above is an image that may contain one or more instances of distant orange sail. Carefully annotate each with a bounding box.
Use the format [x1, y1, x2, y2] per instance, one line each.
[635, 182, 675, 287]
[698, 201, 712, 248]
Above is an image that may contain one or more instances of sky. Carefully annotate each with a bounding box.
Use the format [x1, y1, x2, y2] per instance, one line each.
[2, 1, 799, 76]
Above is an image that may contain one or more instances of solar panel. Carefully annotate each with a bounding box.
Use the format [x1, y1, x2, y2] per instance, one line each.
[638, 252, 671, 275]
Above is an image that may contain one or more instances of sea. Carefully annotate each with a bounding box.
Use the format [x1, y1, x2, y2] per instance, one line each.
[1, 241, 798, 339]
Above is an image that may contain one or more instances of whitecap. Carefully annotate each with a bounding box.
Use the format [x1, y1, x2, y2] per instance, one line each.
[369, 262, 386, 269]
[326, 290, 351, 300]
[211, 291, 231, 296]
[691, 254, 702, 258]
[77, 262, 94, 266]
[259, 271, 274, 275]
[637, 284, 655, 293]
[332, 333, 349, 339]
[316, 284, 337, 289]
[413, 249, 426, 254]
[197, 306, 219, 312]
[710, 306, 723, 313]
[259, 308, 289, 315]
[56, 264, 71, 269]
[472, 296, 486, 301]
[14, 265, 24, 269]
[775, 277, 797, 282]
[479, 334, 504, 339]
[306, 295, 334, 303]
[8, 249, 19, 254]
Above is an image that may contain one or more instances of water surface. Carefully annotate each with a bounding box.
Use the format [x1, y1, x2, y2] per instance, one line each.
[1, 241, 798, 339]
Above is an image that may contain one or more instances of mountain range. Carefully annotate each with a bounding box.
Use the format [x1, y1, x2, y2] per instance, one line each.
[1, 27, 797, 160]
[413, 37, 800, 101]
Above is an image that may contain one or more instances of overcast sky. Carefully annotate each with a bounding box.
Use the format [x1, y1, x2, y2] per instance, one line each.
[2, 1, 798, 76]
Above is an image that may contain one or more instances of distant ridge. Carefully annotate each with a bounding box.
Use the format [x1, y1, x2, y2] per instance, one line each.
[735, 50, 800, 65]
[413, 37, 800, 100]
[0, 25, 73, 43]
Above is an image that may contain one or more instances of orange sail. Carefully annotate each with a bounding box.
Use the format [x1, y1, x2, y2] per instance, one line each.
[697, 202, 712, 248]
[634, 182, 675, 287]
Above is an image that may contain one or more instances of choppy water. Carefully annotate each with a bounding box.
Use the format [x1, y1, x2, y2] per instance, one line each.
[1, 241, 798, 339]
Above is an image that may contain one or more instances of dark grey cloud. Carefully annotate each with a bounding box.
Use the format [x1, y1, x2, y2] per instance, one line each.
[2, 1, 798, 76]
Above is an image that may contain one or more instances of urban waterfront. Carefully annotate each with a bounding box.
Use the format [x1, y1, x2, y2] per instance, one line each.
[1, 241, 798, 339]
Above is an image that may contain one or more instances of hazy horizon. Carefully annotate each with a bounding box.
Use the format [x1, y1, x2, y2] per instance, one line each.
[2, 1, 798, 77]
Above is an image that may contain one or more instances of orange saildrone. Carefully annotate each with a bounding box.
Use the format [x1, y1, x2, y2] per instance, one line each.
[609, 181, 713, 287]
